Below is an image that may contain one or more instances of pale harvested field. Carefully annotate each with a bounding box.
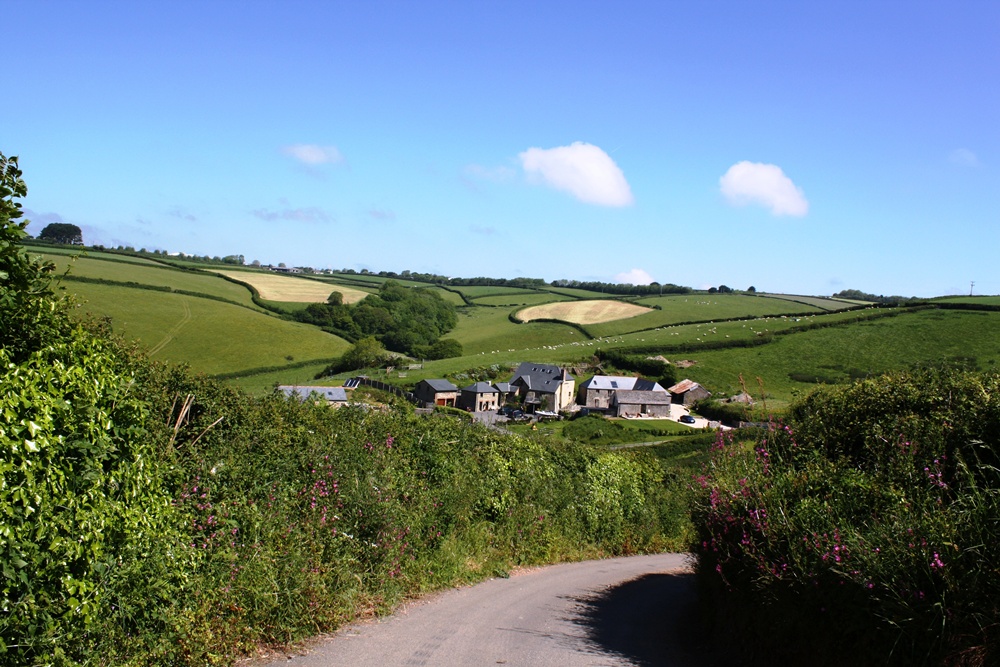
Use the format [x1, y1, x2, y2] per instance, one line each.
[213, 270, 369, 303]
[517, 300, 652, 325]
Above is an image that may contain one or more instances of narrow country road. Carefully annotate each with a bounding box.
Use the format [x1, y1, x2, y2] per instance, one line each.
[257, 553, 721, 667]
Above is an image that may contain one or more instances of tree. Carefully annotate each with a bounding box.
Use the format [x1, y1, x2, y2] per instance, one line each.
[327, 291, 344, 306]
[339, 336, 389, 371]
[747, 286, 757, 293]
[38, 222, 83, 245]
[1, 152, 60, 360]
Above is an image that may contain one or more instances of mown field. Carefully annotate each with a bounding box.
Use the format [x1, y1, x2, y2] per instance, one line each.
[516, 299, 652, 324]
[212, 269, 371, 303]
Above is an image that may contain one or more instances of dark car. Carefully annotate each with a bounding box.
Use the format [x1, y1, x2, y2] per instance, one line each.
[679, 414, 696, 424]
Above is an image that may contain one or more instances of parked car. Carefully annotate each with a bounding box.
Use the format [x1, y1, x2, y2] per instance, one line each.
[679, 414, 696, 424]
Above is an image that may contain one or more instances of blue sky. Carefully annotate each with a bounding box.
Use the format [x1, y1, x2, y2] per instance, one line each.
[6, 1, 998, 297]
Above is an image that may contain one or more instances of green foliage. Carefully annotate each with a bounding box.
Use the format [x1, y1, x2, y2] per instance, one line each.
[296, 280, 457, 356]
[416, 338, 463, 360]
[0, 153, 60, 362]
[37, 222, 83, 245]
[692, 370, 1000, 665]
[319, 336, 389, 375]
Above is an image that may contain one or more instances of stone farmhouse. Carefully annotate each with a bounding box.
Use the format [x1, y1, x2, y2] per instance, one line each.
[458, 382, 500, 412]
[413, 379, 459, 407]
[577, 375, 672, 418]
[508, 362, 576, 413]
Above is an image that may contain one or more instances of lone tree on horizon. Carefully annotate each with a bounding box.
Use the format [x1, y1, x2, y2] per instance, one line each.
[38, 222, 83, 245]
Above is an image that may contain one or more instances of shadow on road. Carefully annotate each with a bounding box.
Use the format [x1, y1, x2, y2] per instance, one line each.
[570, 572, 725, 667]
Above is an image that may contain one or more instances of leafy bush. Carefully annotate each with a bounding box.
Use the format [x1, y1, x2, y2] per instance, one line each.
[692, 370, 1000, 666]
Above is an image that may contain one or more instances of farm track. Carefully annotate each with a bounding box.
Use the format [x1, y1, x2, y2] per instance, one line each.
[148, 298, 192, 356]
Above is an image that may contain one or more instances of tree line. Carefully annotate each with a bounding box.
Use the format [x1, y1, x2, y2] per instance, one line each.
[294, 280, 460, 359]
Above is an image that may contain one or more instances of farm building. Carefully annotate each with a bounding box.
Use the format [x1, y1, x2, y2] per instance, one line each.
[278, 385, 349, 407]
[508, 362, 576, 413]
[610, 390, 672, 418]
[493, 381, 516, 405]
[668, 379, 711, 406]
[578, 375, 667, 411]
[413, 379, 459, 407]
[458, 382, 500, 412]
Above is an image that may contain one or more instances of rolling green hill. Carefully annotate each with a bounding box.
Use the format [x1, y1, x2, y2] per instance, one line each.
[38, 244, 1000, 407]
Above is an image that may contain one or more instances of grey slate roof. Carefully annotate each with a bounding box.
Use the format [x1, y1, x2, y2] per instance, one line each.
[421, 379, 459, 392]
[493, 382, 513, 393]
[462, 381, 499, 394]
[580, 375, 666, 392]
[279, 386, 348, 402]
[612, 390, 673, 405]
[509, 362, 573, 393]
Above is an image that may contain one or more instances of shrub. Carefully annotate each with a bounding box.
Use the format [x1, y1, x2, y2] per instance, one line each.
[692, 370, 1000, 666]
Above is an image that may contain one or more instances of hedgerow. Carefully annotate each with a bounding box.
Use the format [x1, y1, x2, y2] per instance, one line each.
[692, 370, 1000, 666]
[1, 150, 683, 666]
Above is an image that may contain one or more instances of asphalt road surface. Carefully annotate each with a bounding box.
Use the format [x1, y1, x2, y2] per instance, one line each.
[260, 553, 721, 667]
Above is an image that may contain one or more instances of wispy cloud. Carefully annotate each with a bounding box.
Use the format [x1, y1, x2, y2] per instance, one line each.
[720, 161, 808, 217]
[281, 144, 345, 166]
[470, 224, 497, 236]
[22, 208, 64, 225]
[614, 268, 654, 285]
[368, 208, 396, 221]
[252, 206, 333, 224]
[949, 148, 980, 167]
[519, 142, 634, 207]
[166, 206, 197, 222]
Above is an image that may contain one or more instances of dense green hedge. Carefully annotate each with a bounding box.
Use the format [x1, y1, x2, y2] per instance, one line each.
[692, 370, 1000, 666]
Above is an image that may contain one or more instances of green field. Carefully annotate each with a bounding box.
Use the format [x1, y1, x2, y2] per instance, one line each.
[673, 308, 1000, 408]
[585, 294, 825, 337]
[472, 292, 573, 307]
[65, 281, 350, 375]
[935, 295, 1000, 306]
[759, 293, 862, 310]
[44, 253, 264, 309]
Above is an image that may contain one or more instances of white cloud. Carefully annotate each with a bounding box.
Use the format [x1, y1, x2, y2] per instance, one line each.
[949, 148, 980, 167]
[281, 144, 344, 165]
[615, 268, 654, 285]
[720, 161, 809, 217]
[519, 142, 634, 207]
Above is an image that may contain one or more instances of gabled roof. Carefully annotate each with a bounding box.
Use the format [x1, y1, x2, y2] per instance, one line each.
[420, 378, 459, 392]
[612, 390, 673, 405]
[581, 375, 665, 392]
[493, 382, 513, 393]
[462, 381, 499, 394]
[509, 362, 573, 393]
[279, 386, 348, 402]
[668, 379, 704, 394]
